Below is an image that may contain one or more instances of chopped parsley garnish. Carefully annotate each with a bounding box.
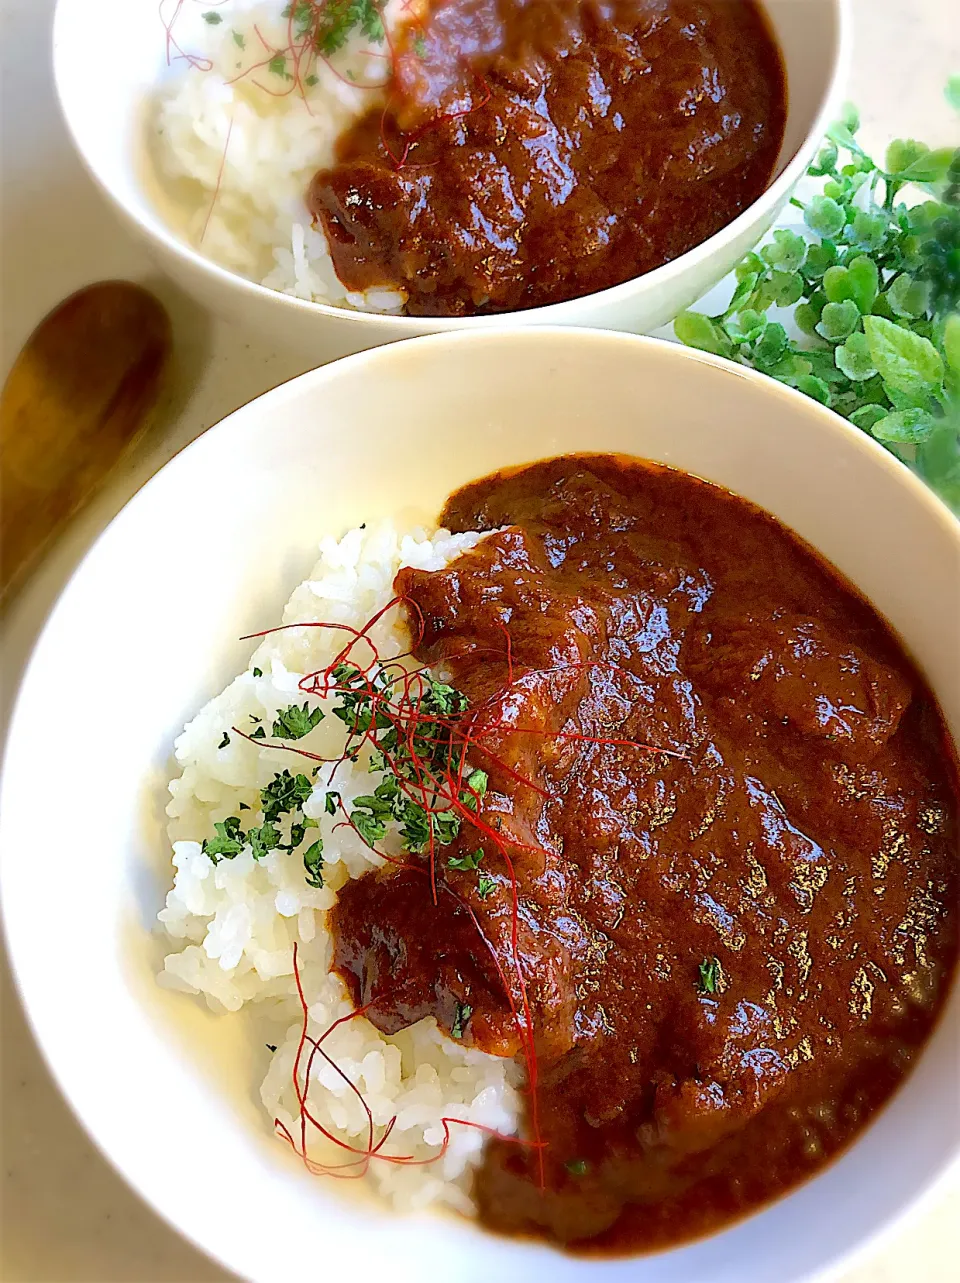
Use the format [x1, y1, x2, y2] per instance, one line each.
[251, 725, 266, 739]
[200, 769, 318, 870]
[268, 52, 290, 78]
[315, 0, 385, 55]
[202, 10, 223, 23]
[448, 847, 484, 872]
[697, 956, 721, 995]
[266, 1043, 278, 1052]
[232, 30, 245, 48]
[477, 872, 496, 899]
[303, 840, 325, 888]
[252, 666, 262, 677]
[261, 770, 313, 821]
[272, 701, 324, 741]
[451, 1001, 472, 1040]
[413, 31, 427, 59]
[324, 790, 340, 815]
[565, 1158, 589, 1177]
[218, 731, 230, 749]
[202, 817, 244, 861]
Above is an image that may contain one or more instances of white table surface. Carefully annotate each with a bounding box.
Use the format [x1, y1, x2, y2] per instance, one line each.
[1, 1, 958, 1279]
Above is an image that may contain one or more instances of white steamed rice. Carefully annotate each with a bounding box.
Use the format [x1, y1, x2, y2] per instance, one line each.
[152, 0, 412, 312]
[158, 520, 521, 1212]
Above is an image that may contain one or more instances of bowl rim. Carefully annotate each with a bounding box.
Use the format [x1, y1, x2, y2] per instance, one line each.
[2, 326, 958, 1283]
[51, 0, 852, 331]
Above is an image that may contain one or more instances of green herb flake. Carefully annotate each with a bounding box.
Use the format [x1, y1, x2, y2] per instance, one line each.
[232, 30, 245, 48]
[448, 847, 484, 872]
[251, 725, 267, 739]
[218, 731, 230, 749]
[268, 52, 288, 77]
[451, 1000, 472, 1040]
[477, 872, 496, 899]
[266, 1043, 278, 1052]
[202, 817, 244, 862]
[697, 956, 721, 995]
[303, 840, 325, 889]
[272, 701, 324, 741]
[202, 10, 223, 24]
[315, 0, 385, 56]
[252, 667, 262, 677]
[325, 790, 340, 815]
[565, 1158, 589, 1177]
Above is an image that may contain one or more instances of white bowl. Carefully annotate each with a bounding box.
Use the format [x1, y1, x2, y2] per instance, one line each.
[3, 329, 958, 1283]
[53, 0, 850, 361]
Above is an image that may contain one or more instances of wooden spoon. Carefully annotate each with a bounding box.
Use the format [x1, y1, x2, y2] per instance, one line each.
[0, 281, 171, 603]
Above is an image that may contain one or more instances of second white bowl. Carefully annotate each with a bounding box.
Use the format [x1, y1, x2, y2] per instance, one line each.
[53, 0, 849, 360]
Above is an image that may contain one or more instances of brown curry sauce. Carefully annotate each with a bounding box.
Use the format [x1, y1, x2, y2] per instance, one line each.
[331, 456, 959, 1254]
[308, 0, 787, 315]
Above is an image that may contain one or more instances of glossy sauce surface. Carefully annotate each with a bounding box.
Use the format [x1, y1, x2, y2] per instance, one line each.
[309, 0, 786, 315]
[332, 456, 958, 1253]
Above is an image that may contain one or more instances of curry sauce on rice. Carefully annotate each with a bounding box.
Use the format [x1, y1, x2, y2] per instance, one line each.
[159, 455, 958, 1255]
[152, 0, 786, 315]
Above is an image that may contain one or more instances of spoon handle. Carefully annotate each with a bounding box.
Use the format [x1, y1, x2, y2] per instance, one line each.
[0, 282, 171, 603]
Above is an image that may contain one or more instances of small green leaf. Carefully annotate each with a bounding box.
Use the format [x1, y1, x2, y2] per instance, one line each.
[232, 30, 245, 48]
[849, 210, 887, 253]
[826, 123, 859, 155]
[735, 252, 764, 281]
[725, 272, 759, 316]
[565, 1159, 589, 1177]
[806, 195, 846, 240]
[835, 331, 878, 382]
[753, 322, 788, 367]
[769, 271, 804, 307]
[252, 667, 262, 677]
[863, 316, 944, 397]
[816, 300, 861, 343]
[731, 309, 766, 343]
[794, 302, 822, 338]
[849, 405, 891, 432]
[268, 53, 287, 76]
[202, 10, 223, 23]
[944, 314, 960, 375]
[871, 408, 937, 443]
[885, 139, 929, 176]
[895, 147, 956, 185]
[845, 256, 880, 314]
[803, 242, 839, 280]
[794, 374, 832, 406]
[824, 259, 879, 314]
[761, 229, 807, 274]
[809, 140, 838, 177]
[886, 274, 929, 318]
[840, 101, 860, 133]
[674, 311, 733, 357]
